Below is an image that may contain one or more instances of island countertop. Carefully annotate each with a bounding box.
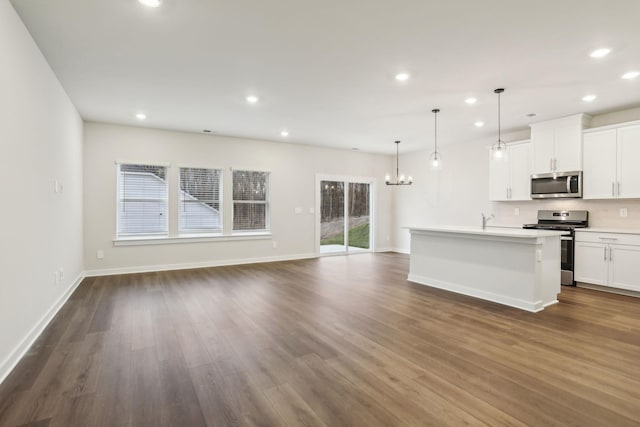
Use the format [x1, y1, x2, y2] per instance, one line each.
[406, 225, 566, 239]
[406, 225, 562, 312]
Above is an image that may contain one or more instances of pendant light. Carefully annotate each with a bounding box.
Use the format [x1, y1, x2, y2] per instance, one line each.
[492, 88, 508, 160]
[430, 108, 442, 170]
[385, 141, 413, 185]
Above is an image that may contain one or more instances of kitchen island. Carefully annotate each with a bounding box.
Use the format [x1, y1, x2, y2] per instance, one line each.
[407, 226, 565, 312]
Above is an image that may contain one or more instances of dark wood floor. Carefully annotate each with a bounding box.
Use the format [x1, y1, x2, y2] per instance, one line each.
[1, 253, 639, 426]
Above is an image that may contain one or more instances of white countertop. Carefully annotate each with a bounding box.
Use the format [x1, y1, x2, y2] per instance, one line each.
[406, 225, 565, 238]
[576, 227, 640, 235]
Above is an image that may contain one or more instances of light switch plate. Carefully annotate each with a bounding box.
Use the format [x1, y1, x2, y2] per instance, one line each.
[620, 208, 628, 218]
[294, 207, 303, 214]
[514, 207, 520, 216]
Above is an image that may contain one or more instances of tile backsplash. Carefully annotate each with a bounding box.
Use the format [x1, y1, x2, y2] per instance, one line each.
[492, 199, 640, 230]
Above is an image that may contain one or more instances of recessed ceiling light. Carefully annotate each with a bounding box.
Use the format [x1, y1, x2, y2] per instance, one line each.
[465, 97, 477, 105]
[621, 71, 640, 80]
[138, 0, 162, 8]
[474, 121, 484, 127]
[582, 94, 597, 102]
[246, 95, 259, 104]
[590, 48, 611, 58]
[135, 113, 147, 120]
[281, 130, 289, 137]
[395, 73, 410, 81]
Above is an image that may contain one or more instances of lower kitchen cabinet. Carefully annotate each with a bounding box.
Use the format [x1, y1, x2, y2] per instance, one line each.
[575, 231, 640, 293]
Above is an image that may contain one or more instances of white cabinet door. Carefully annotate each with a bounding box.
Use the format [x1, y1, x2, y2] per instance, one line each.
[617, 125, 640, 199]
[531, 127, 555, 174]
[554, 123, 583, 172]
[609, 245, 640, 292]
[583, 129, 617, 199]
[508, 142, 532, 200]
[489, 149, 509, 201]
[574, 242, 608, 286]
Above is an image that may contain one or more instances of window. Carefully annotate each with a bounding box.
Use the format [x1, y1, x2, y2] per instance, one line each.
[232, 170, 269, 231]
[179, 167, 222, 233]
[117, 163, 168, 236]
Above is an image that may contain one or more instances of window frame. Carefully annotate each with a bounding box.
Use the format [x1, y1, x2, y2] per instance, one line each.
[116, 162, 170, 237]
[231, 169, 271, 233]
[178, 166, 224, 235]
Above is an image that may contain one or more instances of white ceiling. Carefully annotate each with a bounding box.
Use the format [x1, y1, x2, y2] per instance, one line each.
[10, 0, 640, 154]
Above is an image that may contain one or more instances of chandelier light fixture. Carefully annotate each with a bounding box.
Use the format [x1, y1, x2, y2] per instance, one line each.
[492, 88, 508, 160]
[430, 108, 442, 170]
[385, 141, 413, 186]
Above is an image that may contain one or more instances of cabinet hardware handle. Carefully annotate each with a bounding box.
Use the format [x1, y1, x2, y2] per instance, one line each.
[609, 247, 613, 262]
[550, 158, 553, 171]
[612, 182, 615, 197]
[617, 181, 621, 196]
[604, 246, 607, 261]
[598, 237, 618, 240]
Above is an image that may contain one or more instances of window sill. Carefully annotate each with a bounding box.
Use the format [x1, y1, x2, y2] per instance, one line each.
[113, 232, 272, 246]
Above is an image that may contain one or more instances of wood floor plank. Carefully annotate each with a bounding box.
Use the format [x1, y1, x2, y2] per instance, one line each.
[0, 253, 639, 426]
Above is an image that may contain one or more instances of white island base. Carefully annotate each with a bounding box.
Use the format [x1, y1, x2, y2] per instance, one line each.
[407, 227, 564, 312]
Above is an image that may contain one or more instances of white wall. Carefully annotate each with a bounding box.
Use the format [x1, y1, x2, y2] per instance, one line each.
[83, 122, 394, 273]
[393, 108, 640, 252]
[0, 0, 84, 382]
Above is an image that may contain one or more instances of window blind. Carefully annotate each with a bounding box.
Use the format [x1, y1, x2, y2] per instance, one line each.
[117, 164, 168, 236]
[232, 170, 269, 231]
[179, 167, 222, 233]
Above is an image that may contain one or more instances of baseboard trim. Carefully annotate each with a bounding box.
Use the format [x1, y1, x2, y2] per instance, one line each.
[84, 252, 319, 277]
[0, 272, 85, 386]
[407, 273, 544, 313]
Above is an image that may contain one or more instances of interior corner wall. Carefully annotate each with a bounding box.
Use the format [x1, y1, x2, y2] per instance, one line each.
[391, 140, 492, 252]
[83, 122, 394, 273]
[0, 0, 84, 382]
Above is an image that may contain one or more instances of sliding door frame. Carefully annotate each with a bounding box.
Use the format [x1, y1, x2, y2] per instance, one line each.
[315, 174, 376, 256]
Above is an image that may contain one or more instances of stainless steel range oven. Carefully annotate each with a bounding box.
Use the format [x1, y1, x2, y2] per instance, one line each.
[523, 210, 589, 286]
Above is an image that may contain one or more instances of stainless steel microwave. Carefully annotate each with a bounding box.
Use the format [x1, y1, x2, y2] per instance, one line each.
[531, 171, 582, 199]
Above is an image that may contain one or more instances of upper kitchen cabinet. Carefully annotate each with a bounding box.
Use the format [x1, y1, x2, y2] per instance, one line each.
[583, 122, 640, 199]
[530, 114, 591, 174]
[489, 140, 532, 201]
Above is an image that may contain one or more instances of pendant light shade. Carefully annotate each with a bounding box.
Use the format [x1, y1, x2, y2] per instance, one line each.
[430, 108, 442, 170]
[492, 88, 508, 161]
[385, 141, 413, 186]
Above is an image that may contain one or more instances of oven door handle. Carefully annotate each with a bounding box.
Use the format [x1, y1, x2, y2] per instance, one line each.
[566, 176, 572, 193]
[560, 236, 573, 241]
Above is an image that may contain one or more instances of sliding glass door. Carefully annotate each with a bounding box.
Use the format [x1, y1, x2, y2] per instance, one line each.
[318, 176, 373, 254]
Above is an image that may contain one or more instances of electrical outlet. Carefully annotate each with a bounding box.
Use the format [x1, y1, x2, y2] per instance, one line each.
[620, 208, 628, 218]
[309, 207, 315, 214]
[514, 207, 520, 216]
[272, 241, 278, 249]
[97, 250, 104, 259]
[294, 207, 303, 214]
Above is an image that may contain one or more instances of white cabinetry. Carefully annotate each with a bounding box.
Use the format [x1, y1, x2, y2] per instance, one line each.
[575, 231, 640, 292]
[489, 140, 532, 201]
[530, 114, 590, 174]
[583, 124, 640, 199]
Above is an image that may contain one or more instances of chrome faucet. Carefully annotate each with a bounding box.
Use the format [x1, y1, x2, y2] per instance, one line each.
[482, 213, 494, 230]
